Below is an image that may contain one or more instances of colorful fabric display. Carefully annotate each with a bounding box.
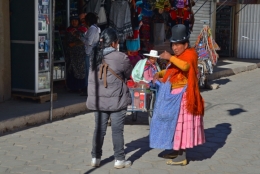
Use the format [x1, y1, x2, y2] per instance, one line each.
[126, 0, 143, 52]
[176, 0, 188, 8]
[109, 0, 133, 41]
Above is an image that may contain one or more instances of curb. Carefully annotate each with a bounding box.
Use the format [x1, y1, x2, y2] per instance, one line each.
[1, 62, 260, 134]
[0, 102, 88, 135]
[208, 62, 260, 81]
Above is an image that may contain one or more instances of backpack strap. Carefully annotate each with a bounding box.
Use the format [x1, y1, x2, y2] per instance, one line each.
[99, 59, 125, 88]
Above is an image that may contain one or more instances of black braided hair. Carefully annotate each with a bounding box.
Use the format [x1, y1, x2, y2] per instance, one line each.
[91, 28, 118, 70]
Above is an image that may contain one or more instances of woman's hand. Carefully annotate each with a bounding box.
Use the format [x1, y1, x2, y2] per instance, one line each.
[153, 73, 159, 84]
[159, 51, 172, 60]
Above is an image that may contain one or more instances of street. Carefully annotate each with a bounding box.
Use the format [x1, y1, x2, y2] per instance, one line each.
[1, 68, 260, 174]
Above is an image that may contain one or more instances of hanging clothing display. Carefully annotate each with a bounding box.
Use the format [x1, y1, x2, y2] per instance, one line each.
[155, 0, 171, 10]
[86, 0, 108, 26]
[126, 0, 142, 52]
[139, 0, 154, 51]
[86, 0, 102, 15]
[97, 0, 107, 26]
[109, 0, 133, 41]
[152, 9, 165, 45]
[176, 0, 188, 8]
[194, 25, 220, 65]
[194, 25, 220, 87]
[168, 0, 192, 34]
[140, 16, 154, 51]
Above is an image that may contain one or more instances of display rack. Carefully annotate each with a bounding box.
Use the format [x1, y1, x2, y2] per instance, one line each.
[53, 31, 66, 82]
[10, 0, 52, 94]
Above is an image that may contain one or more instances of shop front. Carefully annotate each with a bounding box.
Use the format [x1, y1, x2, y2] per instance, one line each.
[1, 0, 218, 103]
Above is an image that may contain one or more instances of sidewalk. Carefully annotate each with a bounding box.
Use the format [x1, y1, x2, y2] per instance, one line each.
[1, 69, 260, 173]
[1, 54, 260, 134]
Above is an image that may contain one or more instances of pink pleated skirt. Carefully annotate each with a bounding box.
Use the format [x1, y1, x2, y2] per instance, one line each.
[171, 88, 206, 150]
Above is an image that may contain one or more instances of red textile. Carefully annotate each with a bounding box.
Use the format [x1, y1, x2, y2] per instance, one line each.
[183, 8, 190, 20]
[170, 10, 177, 20]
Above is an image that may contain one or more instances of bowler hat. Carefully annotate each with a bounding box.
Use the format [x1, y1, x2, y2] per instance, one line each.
[170, 24, 189, 43]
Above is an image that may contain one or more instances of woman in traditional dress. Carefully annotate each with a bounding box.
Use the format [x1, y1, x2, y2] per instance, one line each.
[65, 13, 87, 93]
[151, 24, 205, 166]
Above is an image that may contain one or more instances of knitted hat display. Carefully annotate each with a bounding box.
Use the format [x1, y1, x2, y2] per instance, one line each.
[155, 0, 165, 9]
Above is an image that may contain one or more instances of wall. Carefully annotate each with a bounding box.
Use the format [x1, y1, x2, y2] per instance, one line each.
[0, 0, 11, 102]
[236, 4, 260, 59]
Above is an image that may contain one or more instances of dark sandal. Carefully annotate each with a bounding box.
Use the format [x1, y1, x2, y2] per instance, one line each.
[162, 153, 178, 159]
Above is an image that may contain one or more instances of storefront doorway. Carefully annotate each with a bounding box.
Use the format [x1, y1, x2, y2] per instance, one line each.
[215, 5, 233, 57]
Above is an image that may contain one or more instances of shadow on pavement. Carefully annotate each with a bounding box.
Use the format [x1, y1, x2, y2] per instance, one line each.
[212, 78, 231, 85]
[84, 123, 231, 173]
[158, 123, 232, 162]
[205, 102, 247, 117]
[188, 123, 232, 161]
[227, 108, 247, 116]
[84, 136, 151, 174]
[125, 136, 152, 163]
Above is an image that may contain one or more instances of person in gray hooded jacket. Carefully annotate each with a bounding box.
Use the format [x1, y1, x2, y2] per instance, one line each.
[86, 28, 133, 169]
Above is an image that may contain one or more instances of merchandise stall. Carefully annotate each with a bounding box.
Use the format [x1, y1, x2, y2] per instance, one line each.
[9, 0, 197, 96]
[194, 25, 220, 88]
[10, 0, 53, 94]
[215, 6, 233, 57]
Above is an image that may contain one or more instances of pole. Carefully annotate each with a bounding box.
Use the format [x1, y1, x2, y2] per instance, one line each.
[67, 0, 70, 27]
[49, 0, 55, 122]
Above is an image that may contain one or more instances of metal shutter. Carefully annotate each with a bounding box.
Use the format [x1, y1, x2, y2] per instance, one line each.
[190, 0, 212, 46]
[237, 4, 260, 59]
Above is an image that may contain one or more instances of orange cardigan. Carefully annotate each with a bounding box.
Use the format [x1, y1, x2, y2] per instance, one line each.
[156, 48, 204, 116]
[157, 56, 189, 89]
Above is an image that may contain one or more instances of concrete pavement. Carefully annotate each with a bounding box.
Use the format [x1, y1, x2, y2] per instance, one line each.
[0, 68, 260, 173]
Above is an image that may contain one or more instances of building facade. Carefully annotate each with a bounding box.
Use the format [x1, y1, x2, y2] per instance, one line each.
[0, 0, 11, 102]
[235, 4, 260, 58]
[0, 0, 259, 102]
